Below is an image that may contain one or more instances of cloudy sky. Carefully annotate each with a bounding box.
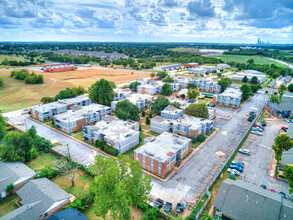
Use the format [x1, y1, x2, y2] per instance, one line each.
[0, 0, 292, 43]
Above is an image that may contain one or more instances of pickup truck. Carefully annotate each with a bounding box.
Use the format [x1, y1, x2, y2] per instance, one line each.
[163, 202, 172, 213]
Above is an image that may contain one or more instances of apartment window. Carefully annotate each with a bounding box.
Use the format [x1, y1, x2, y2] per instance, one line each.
[142, 155, 145, 169]
[43, 212, 48, 218]
[136, 153, 138, 161]
[150, 158, 153, 172]
[158, 162, 161, 175]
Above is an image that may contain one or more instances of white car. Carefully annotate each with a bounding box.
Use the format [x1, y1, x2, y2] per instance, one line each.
[227, 168, 240, 175]
[251, 130, 262, 136]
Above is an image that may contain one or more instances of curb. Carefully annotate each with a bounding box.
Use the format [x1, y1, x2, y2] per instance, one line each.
[28, 117, 113, 158]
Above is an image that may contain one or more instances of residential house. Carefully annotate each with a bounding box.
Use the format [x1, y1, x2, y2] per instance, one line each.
[153, 64, 182, 71]
[0, 162, 35, 200]
[212, 87, 242, 108]
[53, 104, 111, 134]
[1, 178, 71, 220]
[83, 115, 139, 154]
[48, 208, 89, 220]
[111, 93, 154, 111]
[281, 148, 293, 167]
[30, 95, 91, 122]
[213, 179, 293, 220]
[267, 95, 293, 117]
[134, 132, 192, 177]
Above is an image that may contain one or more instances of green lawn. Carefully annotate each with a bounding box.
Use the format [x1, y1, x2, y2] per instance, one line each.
[192, 141, 201, 149]
[213, 54, 286, 67]
[27, 153, 59, 170]
[74, 132, 84, 142]
[0, 194, 20, 218]
[146, 131, 160, 136]
[46, 121, 55, 128]
[141, 125, 150, 131]
[51, 169, 93, 198]
[141, 133, 151, 139]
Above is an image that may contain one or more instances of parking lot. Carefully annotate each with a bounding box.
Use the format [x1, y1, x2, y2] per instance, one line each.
[235, 118, 290, 196]
[150, 92, 270, 205]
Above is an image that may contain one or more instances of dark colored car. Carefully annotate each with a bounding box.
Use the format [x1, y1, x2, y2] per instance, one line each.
[229, 164, 243, 172]
[248, 117, 254, 122]
[153, 198, 164, 209]
[232, 161, 244, 168]
[260, 185, 267, 189]
[163, 202, 172, 213]
[261, 121, 267, 127]
[176, 203, 185, 213]
[279, 192, 286, 199]
[250, 112, 256, 117]
[282, 126, 288, 132]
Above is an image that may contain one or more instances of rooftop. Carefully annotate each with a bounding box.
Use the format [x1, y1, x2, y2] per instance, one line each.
[134, 132, 191, 162]
[48, 208, 89, 220]
[274, 95, 293, 111]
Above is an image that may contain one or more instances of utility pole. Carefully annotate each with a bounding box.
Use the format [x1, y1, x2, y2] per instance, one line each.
[66, 143, 71, 161]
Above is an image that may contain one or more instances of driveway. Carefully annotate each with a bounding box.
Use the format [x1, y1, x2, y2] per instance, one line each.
[150, 92, 270, 205]
[235, 119, 290, 196]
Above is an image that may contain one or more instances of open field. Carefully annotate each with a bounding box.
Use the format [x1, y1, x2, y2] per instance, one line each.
[0, 194, 20, 218]
[0, 68, 147, 113]
[212, 54, 286, 67]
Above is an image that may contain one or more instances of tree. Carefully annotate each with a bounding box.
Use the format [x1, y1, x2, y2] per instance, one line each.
[89, 79, 115, 106]
[180, 94, 186, 99]
[242, 76, 248, 83]
[198, 134, 206, 142]
[247, 58, 254, 65]
[115, 99, 140, 121]
[272, 134, 293, 164]
[170, 101, 181, 108]
[240, 84, 251, 100]
[251, 84, 262, 93]
[187, 88, 200, 100]
[279, 84, 287, 101]
[146, 117, 150, 125]
[218, 77, 232, 91]
[141, 207, 159, 220]
[162, 75, 174, 83]
[251, 76, 258, 84]
[141, 111, 146, 117]
[90, 155, 152, 219]
[284, 166, 293, 194]
[6, 183, 14, 195]
[184, 103, 209, 119]
[129, 81, 140, 92]
[156, 71, 167, 79]
[186, 83, 197, 89]
[270, 94, 281, 104]
[0, 111, 7, 141]
[152, 95, 170, 115]
[161, 83, 173, 95]
[41, 96, 54, 104]
[55, 160, 78, 187]
[150, 72, 155, 77]
[201, 211, 216, 220]
[217, 73, 222, 78]
[288, 83, 293, 92]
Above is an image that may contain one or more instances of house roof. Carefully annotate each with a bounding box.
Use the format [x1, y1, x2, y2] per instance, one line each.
[213, 179, 293, 220]
[275, 96, 293, 111]
[1, 178, 71, 220]
[287, 124, 293, 139]
[48, 208, 89, 220]
[0, 161, 35, 193]
[281, 147, 293, 165]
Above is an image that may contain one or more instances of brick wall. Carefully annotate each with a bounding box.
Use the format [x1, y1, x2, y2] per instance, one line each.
[76, 118, 86, 131]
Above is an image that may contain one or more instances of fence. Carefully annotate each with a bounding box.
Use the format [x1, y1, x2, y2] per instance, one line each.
[193, 97, 269, 219]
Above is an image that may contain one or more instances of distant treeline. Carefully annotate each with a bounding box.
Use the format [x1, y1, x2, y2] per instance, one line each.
[10, 69, 44, 84]
[1, 58, 37, 66]
[224, 49, 293, 63]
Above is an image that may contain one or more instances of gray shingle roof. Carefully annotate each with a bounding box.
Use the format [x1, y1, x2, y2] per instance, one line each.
[48, 208, 89, 220]
[213, 179, 293, 220]
[275, 96, 293, 111]
[0, 162, 35, 192]
[287, 124, 293, 139]
[1, 178, 71, 220]
[281, 148, 293, 165]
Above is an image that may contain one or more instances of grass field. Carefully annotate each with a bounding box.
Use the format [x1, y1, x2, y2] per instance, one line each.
[0, 55, 27, 63]
[213, 54, 286, 67]
[0, 194, 20, 218]
[0, 68, 147, 113]
[27, 153, 59, 170]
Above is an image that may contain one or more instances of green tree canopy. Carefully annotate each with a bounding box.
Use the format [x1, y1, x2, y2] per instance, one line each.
[247, 58, 254, 65]
[242, 76, 248, 83]
[156, 71, 167, 79]
[90, 155, 152, 220]
[170, 101, 181, 108]
[162, 75, 174, 83]
[0, 111, 7, 141]
[153, 95, 170, 115]
[251, 76, 258, 84]
[161, 83, 173, 95]
[251, 84, 262, 93]
[184, 103, 209, 119]
[288, 83, 293, 92]
[218, 77, 232, 91]
[284, 166, 293, 194]
[89, 79, 115, 106]
[129, 81, 140, 92]
[115, 99, 140, 121]
[186, 83, 197, 89]
[272, 134, 293, 164]
[187, 88, 200, 100]
[240, 84, 251, 100]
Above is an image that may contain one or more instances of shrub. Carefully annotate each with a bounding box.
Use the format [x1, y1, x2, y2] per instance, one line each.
[197, 134, 206, 142]
[141, 207, 159, 220]
[64, 198, 87, 211]
[96, 140, 106, 151]
[190, 137, 196, 143]
[41, 97, 54, 104]
[139, 135, 142, 142]
[142, 111, 146, 117]
[146, 117, 150, 125]
[30, 147, 38, 159]
[180, 94, 186, 99]
[6, 183, 14, 194]
[104, 144, 118, 156]
[36, 166, 60, 179]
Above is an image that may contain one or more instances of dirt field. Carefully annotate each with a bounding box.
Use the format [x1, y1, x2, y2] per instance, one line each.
[0, 68, 147, 113]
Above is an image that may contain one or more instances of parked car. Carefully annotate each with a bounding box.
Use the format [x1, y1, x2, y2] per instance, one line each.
[248, 117, 254, 122]
[153, 198, 164, 209]
[250, 112, 256, 117]
[261, 121, 267, 127]
[279, 192, 286, 199]
[239, 149, 250, 155]
[232, 161, 245, 168]
[163, 202, 173, 213]
[255, 124, 264, 130]
[284, 118, 290, 123]
[260, 185, 267, 189]
[229, 164, 243, 172]
[270, 189, 276, 193]
[290, 119, 293, 123]
[227, 168, 240, 175]
[176, 203, 185, 213]
[252, 127, 263, 132]
[251, 131, 262, 136]
[281, 126, 288, 132]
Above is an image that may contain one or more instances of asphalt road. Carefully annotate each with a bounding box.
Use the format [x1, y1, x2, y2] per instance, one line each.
[235, 119, 290, 197]
[150, 92, 270, 204]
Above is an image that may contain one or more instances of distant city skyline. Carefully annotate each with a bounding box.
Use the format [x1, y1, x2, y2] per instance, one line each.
[0, 0, 292, 43]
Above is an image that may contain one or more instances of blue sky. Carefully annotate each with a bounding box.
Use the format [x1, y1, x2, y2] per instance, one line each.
[0, 0, 292, 43]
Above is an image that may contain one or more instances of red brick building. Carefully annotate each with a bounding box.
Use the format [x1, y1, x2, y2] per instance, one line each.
[42, 63, 74, 72]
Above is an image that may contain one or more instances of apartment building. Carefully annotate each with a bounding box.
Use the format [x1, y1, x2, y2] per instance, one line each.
[201, 66, 218, 72]
[212, 87, 242, 108]
[53, 104, 111, 134]
[192, 78, 222, 93]
[111, 93, 154, 111]
[134, 132, 192, 177]
[153, 64, 182, 71]
[217, 63, 231, 69]
[231, 70, 267, 84]
[161, 105, 184, 119]
[83, 115, 139, 154]
[188, 67, 207, 76]
[30, 95, 91, 122]
[267, 95, 293, 117]
[114, 88, 131, 101]
[137, 84, 159, 95]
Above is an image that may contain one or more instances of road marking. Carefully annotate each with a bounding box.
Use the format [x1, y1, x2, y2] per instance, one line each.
[222, 131, 227, 135]
[259, 144, 271, 149]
